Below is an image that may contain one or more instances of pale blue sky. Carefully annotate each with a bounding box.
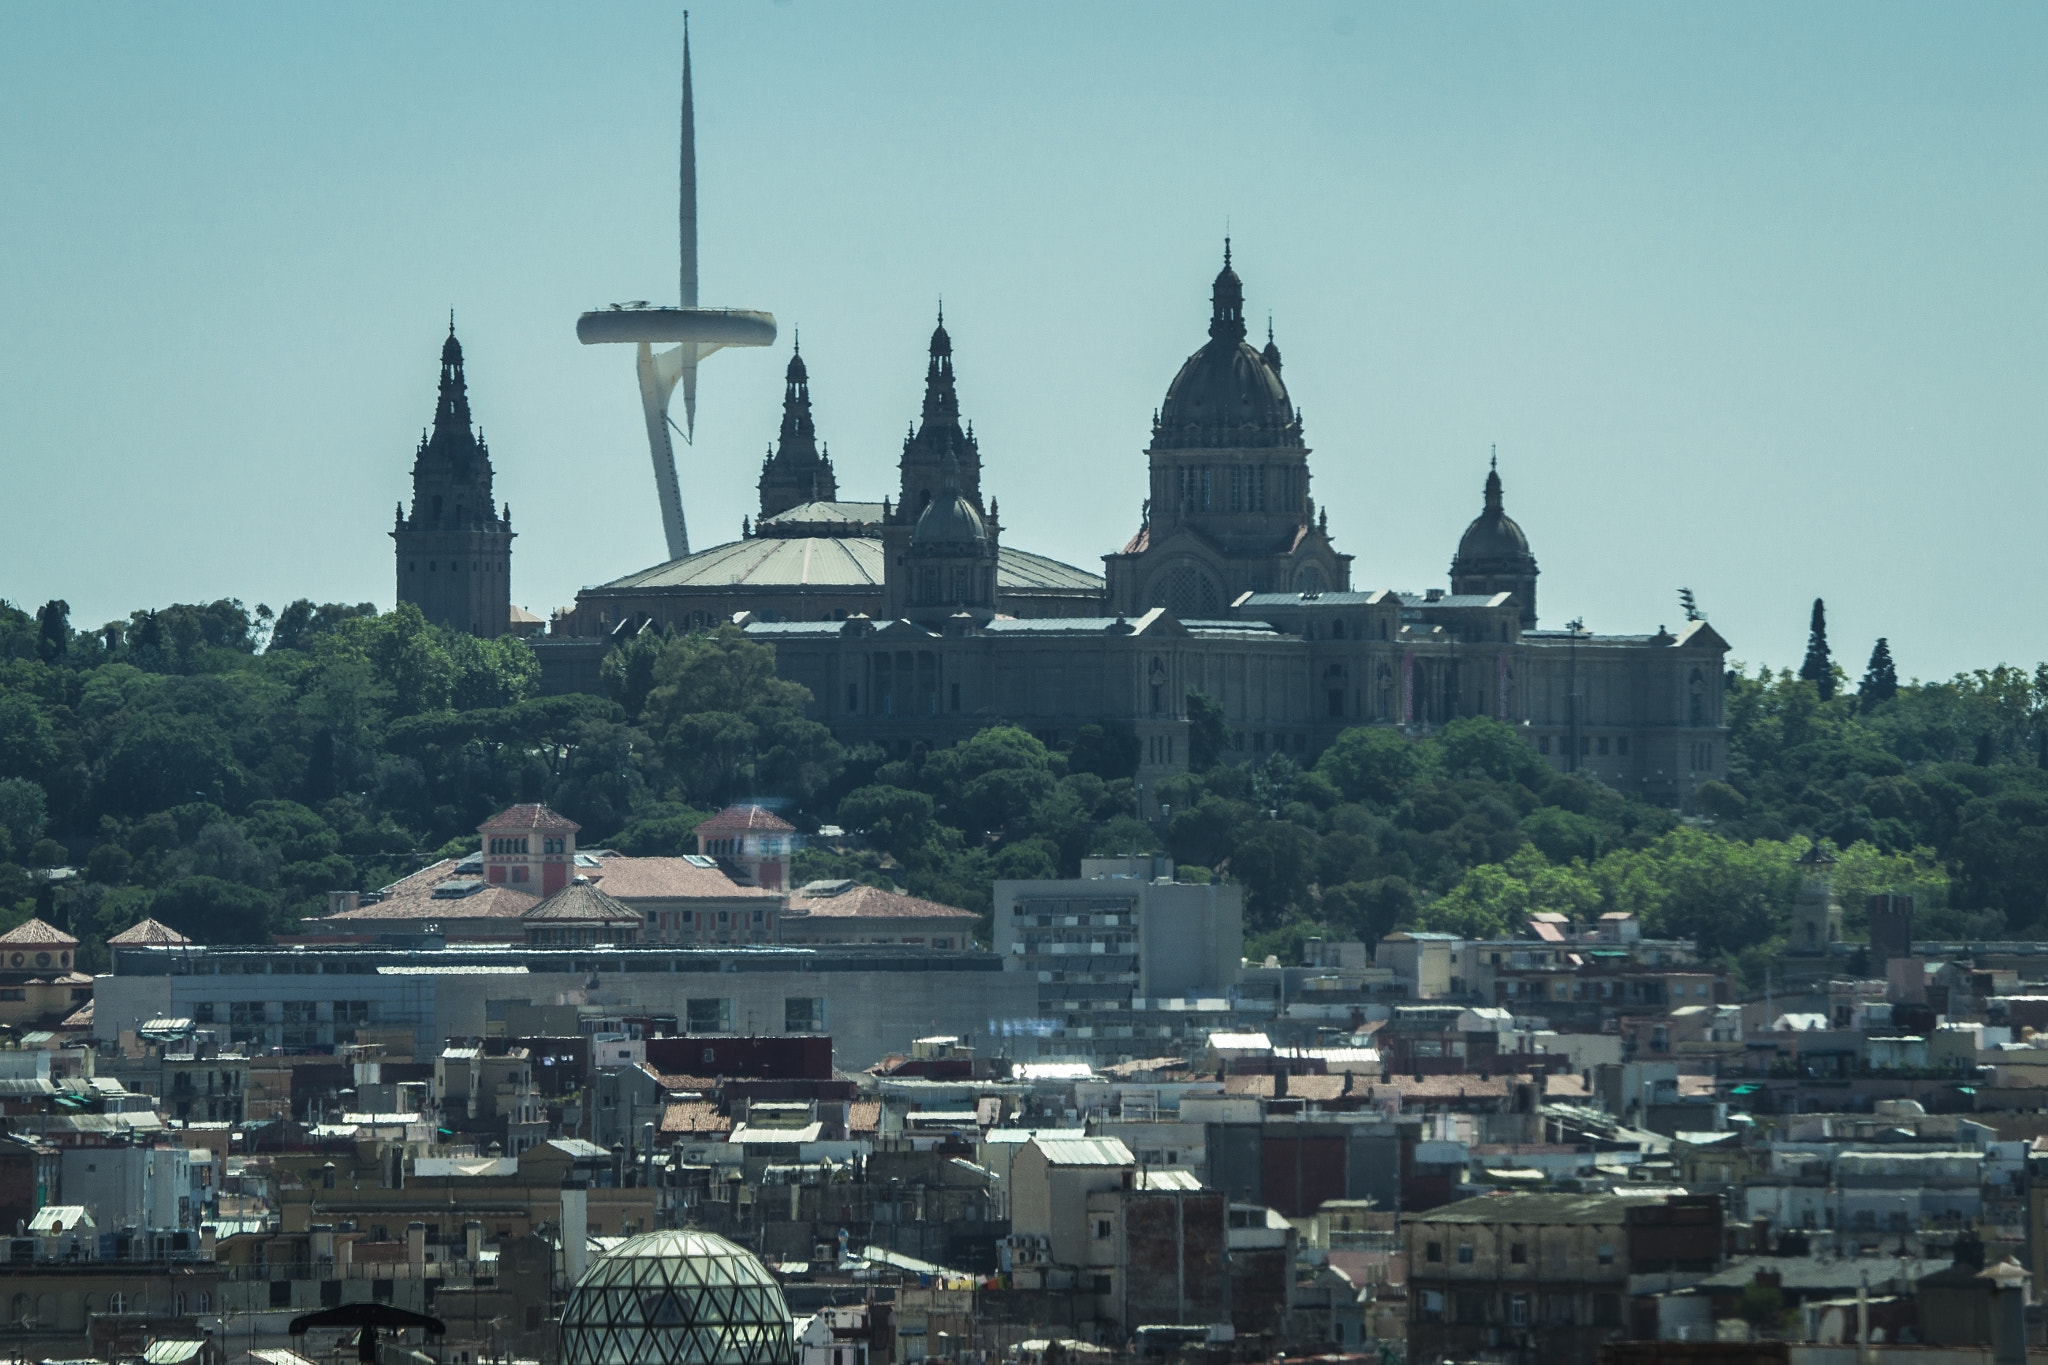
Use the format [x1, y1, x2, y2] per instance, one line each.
[1, 3, 2042, 682]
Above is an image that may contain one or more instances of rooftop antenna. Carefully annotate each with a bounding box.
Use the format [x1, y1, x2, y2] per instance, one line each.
[576, 10, 776, 563]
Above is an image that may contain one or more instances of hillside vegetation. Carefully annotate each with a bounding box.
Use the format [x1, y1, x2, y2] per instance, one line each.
[1, 599, 2042, 984]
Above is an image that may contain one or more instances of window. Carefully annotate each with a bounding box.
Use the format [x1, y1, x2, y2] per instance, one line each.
[950, 682, 961, 712]
[847, 683, 859, 711]
[1508, 1294, 1529, 1326]
[1094, 1218, 1113, 1240]
[1597, 1242, 1615, 1267]
[511, 865, 528, 883]
[686, 998, 731, 1033]
[1456, 1243, 1474, 1264]
[1419, 1290, 1444, 1322]
[1425, 1241, 1442, 1263]
[1455, 1292, 1484, 1324]
[1510, 1242, 1526, 1264]
[1538, 735, 1550, 754]
[785, 997, 825, 1033]
[1597, 737, 1610, 756]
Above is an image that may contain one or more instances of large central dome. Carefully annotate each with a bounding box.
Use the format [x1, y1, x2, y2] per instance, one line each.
[559, 1230, 793, 1365]
[1153, 248, 1300, 451]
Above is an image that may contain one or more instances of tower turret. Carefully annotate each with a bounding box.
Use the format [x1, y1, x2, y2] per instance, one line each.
[1449, 454, 1539, 629]
[895, 307, 981, 518]
[392, 321, 515, 636]
[756, 338, 836, 520]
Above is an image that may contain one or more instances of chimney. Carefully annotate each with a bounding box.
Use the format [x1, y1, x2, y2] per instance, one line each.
[561, 1182, 589, 1285]
[327, 890, 360, 916]
[407, 1222, 426, 1272]
[465, 1221, 483, 1264]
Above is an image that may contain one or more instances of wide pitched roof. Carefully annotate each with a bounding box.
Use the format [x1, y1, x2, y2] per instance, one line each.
[478, 804, 580, 833]
[786, 882, 977, 922]
[594, 536, 1102, 594]
[524, 882, 642, 925]
[0, 918, 77, 947]
[695, 805, 796, 835]
[583, 856, 776, 901]
[331, 859, 541, 921]
[108, 918, 192, 946]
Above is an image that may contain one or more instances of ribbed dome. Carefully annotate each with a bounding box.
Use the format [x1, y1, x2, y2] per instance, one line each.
[559, 1230, 792, 1365]
[1154, 250, 1300, 450]
[912, 444, 987, 549]
[913, 490, 988, 548]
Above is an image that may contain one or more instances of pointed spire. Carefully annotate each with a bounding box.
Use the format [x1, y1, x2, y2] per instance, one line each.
[434, 322, 472, 438]
[1483, 454, 1503, 515]
[777, 339, 816, 454]
[921, 305, 959, 423]
[1209, 240, 1246, 343]
[679, 10, 697, 309]
[1261, 315, 1282, 373]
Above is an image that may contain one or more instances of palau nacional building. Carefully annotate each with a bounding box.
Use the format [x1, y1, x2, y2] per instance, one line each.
[400, 252, 1730, 807]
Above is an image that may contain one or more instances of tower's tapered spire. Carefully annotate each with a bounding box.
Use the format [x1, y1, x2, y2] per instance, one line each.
[680, 12, 697, 311]
[434, 325, 472, 438]
[573, 11, 777, 564]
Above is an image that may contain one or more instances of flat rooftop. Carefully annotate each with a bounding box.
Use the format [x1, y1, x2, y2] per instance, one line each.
[108, 942, 1010, 978]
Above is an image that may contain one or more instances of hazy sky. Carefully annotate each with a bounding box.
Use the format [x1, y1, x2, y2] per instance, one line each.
[2, 3, 2042, 682]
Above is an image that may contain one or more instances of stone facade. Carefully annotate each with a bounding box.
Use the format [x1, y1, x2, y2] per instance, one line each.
[537, 252, 1731, 805]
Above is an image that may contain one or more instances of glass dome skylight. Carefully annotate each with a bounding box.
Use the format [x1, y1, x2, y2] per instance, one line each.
[559, 1230, 793, 1365]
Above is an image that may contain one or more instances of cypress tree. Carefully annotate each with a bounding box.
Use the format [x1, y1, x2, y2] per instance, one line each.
[1859, 637, 1898, 709]
[1799, 598, 1835, 700]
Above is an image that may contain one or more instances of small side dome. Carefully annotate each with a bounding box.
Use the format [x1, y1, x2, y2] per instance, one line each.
[912, 442, 987, 549]
[913, 490, 987, 548]
[1456, 464, 1532, 562]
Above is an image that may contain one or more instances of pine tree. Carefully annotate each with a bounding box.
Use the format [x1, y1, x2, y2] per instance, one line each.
[1859, 637, 1898, 709]
[1799, 598, 1835, 700]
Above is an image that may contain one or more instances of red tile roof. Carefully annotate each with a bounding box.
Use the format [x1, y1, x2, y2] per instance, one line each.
[785, 883, 977, 922]
[848, 1101, 881, 1134]
[661, 1101, 732, 1136]
[0, 919, 77, 947]
[477, 804, 581, 833]
[328, 860, 541, 921]
[584, 857, 775, 901]
[693, 805, 796, 835]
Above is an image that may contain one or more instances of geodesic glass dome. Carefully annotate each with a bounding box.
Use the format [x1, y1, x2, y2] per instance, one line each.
[560, 1231, 793, 1365]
